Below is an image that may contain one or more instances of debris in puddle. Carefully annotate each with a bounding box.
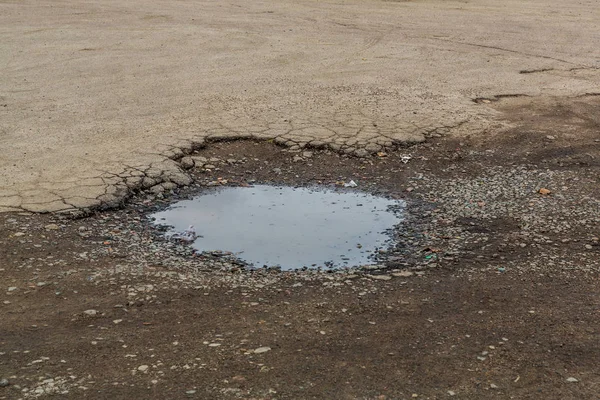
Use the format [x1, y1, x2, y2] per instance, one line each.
[344, 180, 358, 188]
[150, 185, 403, 270]
[167, 225, 198, 243]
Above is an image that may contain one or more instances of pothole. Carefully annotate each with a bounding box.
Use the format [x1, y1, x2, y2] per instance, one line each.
[150, 185, 404, 270]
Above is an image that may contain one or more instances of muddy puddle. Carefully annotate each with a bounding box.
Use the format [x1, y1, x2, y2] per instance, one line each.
[150, 185, 404, 270]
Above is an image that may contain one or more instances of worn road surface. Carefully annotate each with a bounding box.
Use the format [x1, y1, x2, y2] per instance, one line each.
[1, 0, 599, 212]
[2, 126, 600, 399]
[1, 1, 600, 399]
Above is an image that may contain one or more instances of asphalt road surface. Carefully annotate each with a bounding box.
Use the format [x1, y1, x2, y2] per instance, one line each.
[1, 0, 599, 212]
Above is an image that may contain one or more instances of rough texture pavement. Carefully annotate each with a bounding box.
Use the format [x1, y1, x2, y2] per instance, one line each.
[1, 0, 599, 212]
[1, 121, 599, 398]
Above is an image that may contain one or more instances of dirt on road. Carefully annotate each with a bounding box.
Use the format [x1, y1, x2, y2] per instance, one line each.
[1, 96, 600, 399]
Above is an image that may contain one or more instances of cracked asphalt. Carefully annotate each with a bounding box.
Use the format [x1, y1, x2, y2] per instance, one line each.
[1, 109, 599, 398]
[1, 0, 599, 212]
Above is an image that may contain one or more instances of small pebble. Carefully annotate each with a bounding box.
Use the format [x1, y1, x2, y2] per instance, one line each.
[370, 275, 392, 281]
[253, 347, 271, 354]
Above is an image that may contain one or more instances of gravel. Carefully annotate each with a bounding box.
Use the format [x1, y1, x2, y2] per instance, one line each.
[5, 160, 599, 295]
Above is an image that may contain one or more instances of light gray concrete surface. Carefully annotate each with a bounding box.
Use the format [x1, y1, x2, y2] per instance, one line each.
[1, 0, 599, 212]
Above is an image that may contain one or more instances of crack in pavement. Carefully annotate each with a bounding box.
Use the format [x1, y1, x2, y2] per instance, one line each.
[0, 114, 479, 213]
[1, 0, 599, 213]
[429, 37, 594, 69]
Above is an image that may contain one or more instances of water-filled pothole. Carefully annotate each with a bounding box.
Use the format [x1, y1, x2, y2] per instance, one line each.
[151, 185, 404, 270]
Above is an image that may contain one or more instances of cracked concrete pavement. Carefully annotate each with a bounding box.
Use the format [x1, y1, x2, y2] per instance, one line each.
[1, 0, 599, 212]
